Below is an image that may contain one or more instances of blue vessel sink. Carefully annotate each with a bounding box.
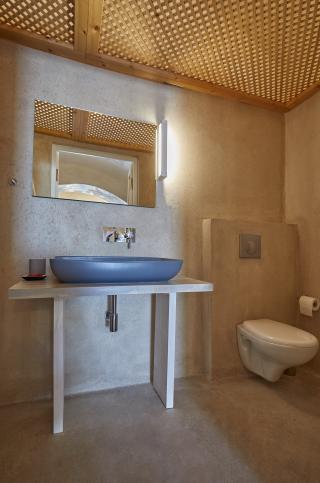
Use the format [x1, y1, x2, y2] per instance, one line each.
[50, 256, 183, 284]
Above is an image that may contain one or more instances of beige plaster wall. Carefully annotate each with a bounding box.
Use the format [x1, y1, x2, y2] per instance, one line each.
[0, 39, 284, 405]
[285, 90, 320, 373]
[203, 219, 299, 379]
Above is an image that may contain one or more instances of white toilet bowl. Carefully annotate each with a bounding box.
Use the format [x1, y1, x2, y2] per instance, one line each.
[237, 319, 319, 382]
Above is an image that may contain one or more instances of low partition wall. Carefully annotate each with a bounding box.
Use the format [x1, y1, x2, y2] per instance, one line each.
[202, 218, 299, 379]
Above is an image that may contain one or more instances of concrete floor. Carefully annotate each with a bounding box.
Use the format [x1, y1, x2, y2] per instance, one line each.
[1, 371, 320, 483]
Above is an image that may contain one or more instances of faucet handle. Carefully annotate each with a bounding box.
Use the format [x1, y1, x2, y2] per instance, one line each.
[102, 227, 136, 248]
[102, 227, 117, 242]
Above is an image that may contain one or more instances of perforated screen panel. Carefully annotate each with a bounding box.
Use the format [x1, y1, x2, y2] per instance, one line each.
[98, 0, 320, 104]
[34, 100, 156, 151]
[0, 0, 74, 44]
[87, 112, 156, 150]
[34, 99, 73, 134]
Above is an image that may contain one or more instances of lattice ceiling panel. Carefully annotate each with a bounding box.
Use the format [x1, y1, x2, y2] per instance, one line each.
[34, 100, 73, 134]
[34, 100, 156, 150]
[87, 112, 157, 150]
[0, 0, 74, 43]
[1, 1, 319, 109]
[99, 0, 320, 104]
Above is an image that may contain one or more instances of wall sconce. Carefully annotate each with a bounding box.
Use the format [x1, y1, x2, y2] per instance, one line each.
[156, 120, 168, 180]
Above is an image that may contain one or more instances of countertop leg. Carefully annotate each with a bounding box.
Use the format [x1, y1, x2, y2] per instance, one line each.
[153, 293, 177, 408]
[53, 297, 64, 434]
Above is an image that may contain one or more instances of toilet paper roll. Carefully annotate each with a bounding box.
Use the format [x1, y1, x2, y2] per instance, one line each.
[299, 296, 320, 317]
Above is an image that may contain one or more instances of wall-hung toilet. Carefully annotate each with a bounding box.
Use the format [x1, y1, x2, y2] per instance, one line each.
[237, 319, 319, 382]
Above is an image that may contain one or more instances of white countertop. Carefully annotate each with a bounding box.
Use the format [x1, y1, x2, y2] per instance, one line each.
[8, 277, 213, 299]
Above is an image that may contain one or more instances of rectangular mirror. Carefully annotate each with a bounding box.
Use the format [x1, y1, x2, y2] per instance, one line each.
[32, 100, 157, 207]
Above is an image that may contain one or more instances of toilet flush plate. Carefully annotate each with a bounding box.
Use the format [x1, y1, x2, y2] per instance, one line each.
[239, 234, 261, 259]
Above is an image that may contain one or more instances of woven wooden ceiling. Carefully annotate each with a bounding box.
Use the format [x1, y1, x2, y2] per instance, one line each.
[1, 1, 320, 111]
[34, 100, 157, 152]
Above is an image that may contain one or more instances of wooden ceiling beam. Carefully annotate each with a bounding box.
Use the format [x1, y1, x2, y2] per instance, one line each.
[72, 108, 89, 142]
[74, 0, 89, 55]
[34, 126, 153, 153]
[85, 52, 288, 113]
[34, 127, 73, 140]
[80, 136, 154, 153]
[285, 82, 320, 111]
[86, 0, 104, 56]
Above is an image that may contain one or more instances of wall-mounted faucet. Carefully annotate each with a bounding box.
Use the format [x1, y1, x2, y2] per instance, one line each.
[102, 226, 136, 249]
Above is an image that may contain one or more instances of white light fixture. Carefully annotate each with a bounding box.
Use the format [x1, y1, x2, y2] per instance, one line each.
[156, 120, 168, 180]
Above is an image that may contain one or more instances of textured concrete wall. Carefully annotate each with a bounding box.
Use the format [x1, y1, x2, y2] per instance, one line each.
[285, 90, 320, 373]
[0, 39, 284, 404]
[203, 219, 299, 379]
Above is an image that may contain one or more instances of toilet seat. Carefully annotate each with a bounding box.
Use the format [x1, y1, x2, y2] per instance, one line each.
[242, 319, 317, 348]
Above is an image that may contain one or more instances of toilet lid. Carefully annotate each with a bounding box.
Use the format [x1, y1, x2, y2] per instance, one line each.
[242, 319, 318, 347]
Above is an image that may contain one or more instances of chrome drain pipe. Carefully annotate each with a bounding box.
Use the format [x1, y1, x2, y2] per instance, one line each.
[106, 295, 118, 332]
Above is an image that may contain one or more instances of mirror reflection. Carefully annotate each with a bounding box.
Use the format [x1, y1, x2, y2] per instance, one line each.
[32, 100, 157, 207]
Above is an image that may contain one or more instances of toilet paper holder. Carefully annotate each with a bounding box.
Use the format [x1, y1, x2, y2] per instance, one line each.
[299, 295, 320, 317]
